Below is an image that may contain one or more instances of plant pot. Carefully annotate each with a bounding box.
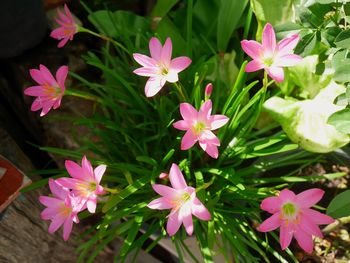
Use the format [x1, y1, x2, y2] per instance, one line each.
[0, 155, 31, 212]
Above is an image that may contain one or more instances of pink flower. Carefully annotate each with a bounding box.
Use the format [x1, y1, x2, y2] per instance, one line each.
[24, 64, 68, 117]
[133, 37, 192, 97]
[241, 23, 302, 82]
[50, 4, 79, 48]
[56, 156, 106, 213]
[147, 163, 211, 236]
[257, 189, 335, 253]
[173, 100, 229, 159]
[39, 179, 81, 241]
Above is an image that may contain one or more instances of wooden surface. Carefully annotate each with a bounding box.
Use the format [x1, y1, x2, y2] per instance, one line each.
[0, 128, 114, 263]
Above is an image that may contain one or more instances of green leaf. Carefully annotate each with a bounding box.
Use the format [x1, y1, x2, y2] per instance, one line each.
[294, 33, 317, 56]
[335, 29, 350, 49]
[327, 190, 350, 218]
[251, 0, 296, 40]
[102, 175, 149, 212]
[88, 10, 149, 37]
[155, 16, 187, 55]
[151, 0, 180, 17]
[217, 0, 248, 51]
[334, 93, 349, 106]
[328, 108, 350, 134]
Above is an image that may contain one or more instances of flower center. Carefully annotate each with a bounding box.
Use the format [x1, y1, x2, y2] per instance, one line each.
[192, 121, 206, 135]
[181, 192, 191, 202]
[161, 66, 169, 76]
[281, 202, 297, 218]
[263, 57, 274, 67]
[89, 182, 97, 192]
[60, 203, 72, 217]
[43, 84, 61, 99]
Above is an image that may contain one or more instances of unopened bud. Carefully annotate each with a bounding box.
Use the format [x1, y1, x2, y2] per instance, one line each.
[205, 83, 213, 100]
[159, 172, 168, 180]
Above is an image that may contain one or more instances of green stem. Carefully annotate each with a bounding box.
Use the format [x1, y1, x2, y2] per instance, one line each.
[196, 176, 215, 192]
[78, 26, 130, 54]
[173, 82, 187, 101]
[64, 89, 100, 102]
[103, 187, 120, 194]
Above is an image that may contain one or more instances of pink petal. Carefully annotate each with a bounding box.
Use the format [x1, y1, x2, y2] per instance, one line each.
[203, 143, 219, 159]
[299, 214, 323, 238]
[39, 196, 61, 207]
[262, 23, 276, 54]
[65, 160, 84, 180]
[257, 212, 282, 232]
[152, 184, 178, 198]
[166, 210, 182, 236]
[199, 130, 220, 145]
[180, 203, 193, 236]
[260, 196, 281, 214]
[245, 60, 264, 72]
[181, 130, 198, 150]
[161, 37, 172, 65]
[24, 86, 44, 96]
[294, 226, 314, 254]
[303, 208, 335, 225]
[147, 197, 174, 210]
[40, 104, 53, 117]
[86, 198, 97, 213]
[179, 103, 198, 121]
[280, 223, 294, 250]
[241, 40, 263, 60]
[173, 120, 190, 131]
[199, 100, 212, 120]
[31, 98, 43, 111]
[278, 34, 300, 56]
[279, 189, 296, 203]
[55, 178, 81, 190]
[39, 64, 57, 86]
[192, 197, 211, 220]
[53, 98, 62, 109]
[64, 4, 73, 21]
[56, 65, 68, 92]
[133, 53, 157, 67]
[170, 56, 192, 73]
[41, 207, 57, 220]
[63, 217, 73, 241]
[149, 37, 162, 61]
[49, 178, 68, 199]
[266, 66, 284, 83]
[48, 215, 66, 234]
[133, 67, 159, 77]
[50, 27, 64, 39]
[275, 54, 302, 67]
[144, 77, 165, 97]
[210, 115, 229, 130]
[94, 164, 106, 183]
[29, 69, 45, 85]
[295, 188, 324, 208]
[58, 37, 70, 48]
[169, 163, 187, 190]
[82, 156, 94, 178]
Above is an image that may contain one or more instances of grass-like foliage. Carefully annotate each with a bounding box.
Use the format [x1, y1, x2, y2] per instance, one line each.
[22, 1, 349, 262]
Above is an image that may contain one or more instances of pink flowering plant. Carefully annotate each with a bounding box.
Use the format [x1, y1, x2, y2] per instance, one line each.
[21, 1, 350, 262]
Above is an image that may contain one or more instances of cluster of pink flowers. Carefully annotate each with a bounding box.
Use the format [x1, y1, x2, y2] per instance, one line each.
[27, 3, 335, 254]
[39, 156, 106, 240]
